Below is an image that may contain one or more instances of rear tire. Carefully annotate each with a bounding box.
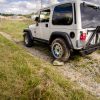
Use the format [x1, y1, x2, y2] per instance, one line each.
[24, 33, 33, 47]
[51, 38, 70, 62]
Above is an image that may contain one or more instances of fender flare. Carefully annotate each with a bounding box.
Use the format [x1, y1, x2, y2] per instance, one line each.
[49, 32, 73, 49]
[23, 29, 33, 40]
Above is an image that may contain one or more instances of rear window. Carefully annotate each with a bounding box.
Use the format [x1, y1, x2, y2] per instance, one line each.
[81, 3, 100, 28]
[52, 3, 73, 25]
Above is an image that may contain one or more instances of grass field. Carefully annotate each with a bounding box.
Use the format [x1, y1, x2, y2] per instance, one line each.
[0, 34, 98, 100]
[0, 18, 100, 100]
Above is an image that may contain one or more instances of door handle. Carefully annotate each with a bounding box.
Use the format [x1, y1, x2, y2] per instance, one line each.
[45, 24, 48, 27]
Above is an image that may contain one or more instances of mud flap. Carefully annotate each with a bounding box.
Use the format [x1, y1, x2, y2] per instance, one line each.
[80, 26, 100, 56]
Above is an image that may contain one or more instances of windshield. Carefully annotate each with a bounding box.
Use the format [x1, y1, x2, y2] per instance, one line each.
[80, 3, 100, 29]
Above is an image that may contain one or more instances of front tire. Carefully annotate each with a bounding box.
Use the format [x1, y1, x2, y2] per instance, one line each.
[51, 38, 70, 62]
[24, 33, 33, 47]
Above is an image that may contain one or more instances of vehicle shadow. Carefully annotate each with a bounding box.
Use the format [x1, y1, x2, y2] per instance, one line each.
[16, 41, 54, 63]
[16, 41, 83, 63]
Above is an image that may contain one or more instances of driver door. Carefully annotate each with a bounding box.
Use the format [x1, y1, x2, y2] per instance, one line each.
[36, 9, 51, 40]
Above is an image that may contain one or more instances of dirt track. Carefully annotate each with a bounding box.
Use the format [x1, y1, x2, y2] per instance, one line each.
[0, 32, 100, 98]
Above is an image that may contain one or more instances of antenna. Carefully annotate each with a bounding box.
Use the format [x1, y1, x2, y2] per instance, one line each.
[97, 0, 100, 4]
[35, 0, 41, 10]
[40, 0, 42, 9]
[35, 0, 59, 11]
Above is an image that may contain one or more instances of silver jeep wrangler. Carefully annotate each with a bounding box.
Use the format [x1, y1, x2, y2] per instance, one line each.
[23, 0, 100, 62]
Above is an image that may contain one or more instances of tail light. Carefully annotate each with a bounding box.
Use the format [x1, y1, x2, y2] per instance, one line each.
[80, 32, 86, 41]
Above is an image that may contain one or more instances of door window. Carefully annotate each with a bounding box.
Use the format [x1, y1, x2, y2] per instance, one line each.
[80, 3, 100, 28]
[39, 9, 50, 23]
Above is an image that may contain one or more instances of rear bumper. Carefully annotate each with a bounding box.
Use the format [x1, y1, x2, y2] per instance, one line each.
[80, 43, 100, 55]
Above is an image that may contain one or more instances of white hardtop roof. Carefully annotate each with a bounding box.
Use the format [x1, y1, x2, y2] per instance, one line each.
[39, 0, 100, 11]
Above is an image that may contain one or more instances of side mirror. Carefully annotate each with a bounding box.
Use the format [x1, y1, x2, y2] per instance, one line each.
[35, 17, 39, 22]
[31, 15, 39, 22]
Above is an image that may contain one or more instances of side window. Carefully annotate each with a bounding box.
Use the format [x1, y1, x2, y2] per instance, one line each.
[52, 3, 73, 25]
[40, 9, 50, 23]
